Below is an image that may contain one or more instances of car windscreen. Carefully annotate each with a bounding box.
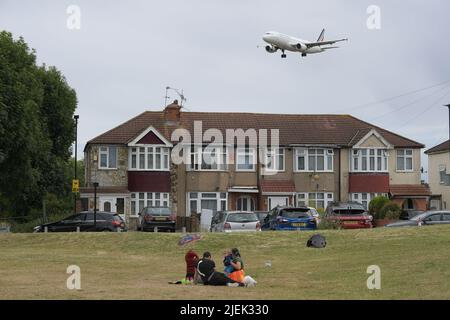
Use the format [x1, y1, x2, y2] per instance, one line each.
[143, 207, 171, 215]
[280, 209, 311, 218]
[332, 209, 366, 215]
[411, 212, 434, 221]
[113, 214, 124, 221]
[226, 213, 259, 223]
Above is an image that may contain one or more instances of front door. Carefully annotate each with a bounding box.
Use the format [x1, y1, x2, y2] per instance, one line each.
[268, 196, 288, 210]
[100, 197, 116, 213]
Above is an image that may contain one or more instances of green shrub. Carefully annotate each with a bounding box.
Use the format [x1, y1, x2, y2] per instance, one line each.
[380, 202, 401, 220]
[318, 218, 341, 230]
[369, 196, 390, 219]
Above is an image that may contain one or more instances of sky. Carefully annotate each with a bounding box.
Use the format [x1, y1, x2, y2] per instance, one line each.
[1, 0, 450, 180]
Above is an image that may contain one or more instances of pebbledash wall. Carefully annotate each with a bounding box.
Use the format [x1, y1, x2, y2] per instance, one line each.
[79, 101, 428, 227]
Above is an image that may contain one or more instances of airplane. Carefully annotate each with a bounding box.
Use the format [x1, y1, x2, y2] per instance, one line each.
[262, 29, 348, 58]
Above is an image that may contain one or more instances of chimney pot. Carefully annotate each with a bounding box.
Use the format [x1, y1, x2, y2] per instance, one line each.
[164, 100, 181, 122]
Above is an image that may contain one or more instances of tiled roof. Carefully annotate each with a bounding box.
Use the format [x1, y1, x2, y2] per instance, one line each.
[85, 107, 424, 149]
[425, 140, 450, 154]
[260, 180, 296, 193]
[389, 184, 431, 197]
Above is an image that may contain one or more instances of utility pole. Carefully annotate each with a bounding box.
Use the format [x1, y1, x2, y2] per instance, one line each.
[73, 115, 79, 215]
[93, 182, 98, 229]
[445, 104, 450, 164]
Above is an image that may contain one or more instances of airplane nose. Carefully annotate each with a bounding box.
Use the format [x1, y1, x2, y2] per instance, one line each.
[262, 34, 270, 42]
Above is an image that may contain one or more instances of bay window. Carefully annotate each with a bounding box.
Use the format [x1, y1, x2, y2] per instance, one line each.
[187, 192, 227, 216]
[295, 148, 333, 172]
[396, 149, 413, 171]
[296, 192, 334, 209]
[350, 193, 388, 209]
[129, 146, 170, 170]
[130, 192, 170, 215]
[351, 148, 388, 172]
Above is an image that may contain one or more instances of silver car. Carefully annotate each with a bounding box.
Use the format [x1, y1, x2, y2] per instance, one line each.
[210, 211, 261, 232]
[386, 210, 450, 227]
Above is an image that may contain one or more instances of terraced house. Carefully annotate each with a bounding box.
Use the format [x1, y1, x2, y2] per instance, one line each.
[80, 100, 430, 227]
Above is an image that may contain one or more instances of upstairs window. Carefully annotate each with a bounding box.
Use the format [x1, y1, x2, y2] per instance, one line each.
[129, 146, 170, 170]
[188, 146, 227, 171]
[265, 148, 285, 172]
[351, 148, 388, 172]
[236, 147, 256, 171]
[295, 148, 333, 172]
[99, 146, 117, 169]
[396, 149, 413, 171]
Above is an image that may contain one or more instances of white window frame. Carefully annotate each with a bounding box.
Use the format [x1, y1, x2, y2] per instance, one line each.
[350, 192, 388, 210]
[98, 146, 118, 169]
[294, 148, 334, 172]
[236, 147, 256, 172]
[236, 196, 256, 212]
[351, 148, 388, 173]
[187, 192, 227, 216]
[129, 146, 170, 171]
[130, 192, 170, 216]
[296, 192, 334, 209]
[187, 145, 228, 171]
[265, 147, 285, 172]
[396, 149, 413, 172]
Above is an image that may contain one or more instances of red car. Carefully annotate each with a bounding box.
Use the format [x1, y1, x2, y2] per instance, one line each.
[324, 202, 373, 229]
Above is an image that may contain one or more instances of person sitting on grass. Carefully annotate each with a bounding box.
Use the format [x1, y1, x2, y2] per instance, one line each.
[227, 248, 245, 283]
[185, 249, 199, 282]
[223, 249, 234, 275]
[197, 251, 245, 287]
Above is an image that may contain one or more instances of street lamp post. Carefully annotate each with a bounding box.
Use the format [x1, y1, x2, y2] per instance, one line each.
[73, 115, 79, 215]
[445, 104, 450, 163]
[93, 182, 99, 229]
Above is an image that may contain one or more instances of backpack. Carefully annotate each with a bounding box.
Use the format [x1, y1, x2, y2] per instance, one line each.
[307, 234, 327, 248]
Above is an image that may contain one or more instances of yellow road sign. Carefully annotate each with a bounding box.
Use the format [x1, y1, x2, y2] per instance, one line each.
[72, 179, 79, 193]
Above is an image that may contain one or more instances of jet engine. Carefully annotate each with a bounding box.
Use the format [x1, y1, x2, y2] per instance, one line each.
[265, 45, 278, 53]
[295, 43, 307, 51]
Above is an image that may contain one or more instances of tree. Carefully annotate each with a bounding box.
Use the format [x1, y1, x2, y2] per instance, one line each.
[0, 31, 77, 218]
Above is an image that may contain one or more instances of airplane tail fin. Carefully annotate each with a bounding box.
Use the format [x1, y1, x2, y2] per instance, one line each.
[317, 28, 325, 42]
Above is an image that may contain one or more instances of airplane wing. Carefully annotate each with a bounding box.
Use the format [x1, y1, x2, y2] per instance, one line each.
[305, 38, 348, 48]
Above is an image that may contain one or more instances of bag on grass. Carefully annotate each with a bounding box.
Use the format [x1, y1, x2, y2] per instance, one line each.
[307, 234, 327, 248]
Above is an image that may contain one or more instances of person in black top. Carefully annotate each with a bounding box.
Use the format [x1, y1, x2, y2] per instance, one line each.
[196, 252, 244, 286]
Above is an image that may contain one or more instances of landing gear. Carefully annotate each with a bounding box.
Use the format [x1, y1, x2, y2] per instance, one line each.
[302, 53, 307, 57]
[281, 50, 286, 58]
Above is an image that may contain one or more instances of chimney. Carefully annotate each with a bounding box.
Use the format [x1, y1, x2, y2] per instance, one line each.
[164, 99, 181, 123]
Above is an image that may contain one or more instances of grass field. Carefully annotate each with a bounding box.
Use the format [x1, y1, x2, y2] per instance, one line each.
[1, 225, 450, 300]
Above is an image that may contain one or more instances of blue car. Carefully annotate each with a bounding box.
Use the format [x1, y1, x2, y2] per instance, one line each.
[262, 206, 317, 231]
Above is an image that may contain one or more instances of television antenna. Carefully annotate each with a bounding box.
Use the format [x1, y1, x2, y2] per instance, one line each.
[165, 86, 187, 107]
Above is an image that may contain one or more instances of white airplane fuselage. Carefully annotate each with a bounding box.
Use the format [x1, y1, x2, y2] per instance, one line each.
[263, 31, 323, 54]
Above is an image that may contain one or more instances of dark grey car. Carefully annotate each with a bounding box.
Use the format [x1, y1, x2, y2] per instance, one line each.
[386, 211, 450, 227]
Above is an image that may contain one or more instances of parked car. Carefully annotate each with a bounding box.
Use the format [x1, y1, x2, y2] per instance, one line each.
[255, 211, 269, 224]
[210, 211, 261, 232]
[262, 206, 317, 231]
[139, 206, 176, 232]
[308, 207, 321, 225]
[33, 211, 126, 232]
[324, 202, 373, 229]
[386, 210, 450, 227]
